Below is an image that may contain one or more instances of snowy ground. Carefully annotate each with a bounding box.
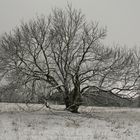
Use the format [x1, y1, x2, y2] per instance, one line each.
[0, 103, 140, 140]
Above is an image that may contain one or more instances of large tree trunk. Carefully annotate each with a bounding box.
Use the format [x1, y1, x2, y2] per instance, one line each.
[64, 86, 82, 113]
[63, 73, 82, 113]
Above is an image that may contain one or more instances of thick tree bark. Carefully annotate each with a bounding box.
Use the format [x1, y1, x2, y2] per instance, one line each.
[64, 87, 82, 113]
[63, 73, 83, 113]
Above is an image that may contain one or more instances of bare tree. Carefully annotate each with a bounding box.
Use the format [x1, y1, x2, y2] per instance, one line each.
[130, 48, 140, 106]
[0, 5, 137, 112]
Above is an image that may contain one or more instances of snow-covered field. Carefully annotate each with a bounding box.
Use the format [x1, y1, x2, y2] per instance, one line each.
[0, 103, 140, 140]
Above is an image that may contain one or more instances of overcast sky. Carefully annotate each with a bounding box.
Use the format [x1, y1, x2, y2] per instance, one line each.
[0, 0, 140, 47]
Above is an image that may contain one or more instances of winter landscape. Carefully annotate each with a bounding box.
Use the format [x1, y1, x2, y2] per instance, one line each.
[0, 103, 140, 140]
[0, 0, 140, 140]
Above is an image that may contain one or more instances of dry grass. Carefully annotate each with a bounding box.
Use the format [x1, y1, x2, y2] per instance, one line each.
[0, 103, 140, 140]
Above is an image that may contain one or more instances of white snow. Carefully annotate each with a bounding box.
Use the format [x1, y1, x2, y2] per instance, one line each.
[0, 103, 140, 140]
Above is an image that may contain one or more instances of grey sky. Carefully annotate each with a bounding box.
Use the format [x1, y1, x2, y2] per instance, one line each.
[0, 0, 140, 47]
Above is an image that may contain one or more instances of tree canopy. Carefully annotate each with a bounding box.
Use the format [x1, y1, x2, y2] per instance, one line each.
[0, 5, 139, 112]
